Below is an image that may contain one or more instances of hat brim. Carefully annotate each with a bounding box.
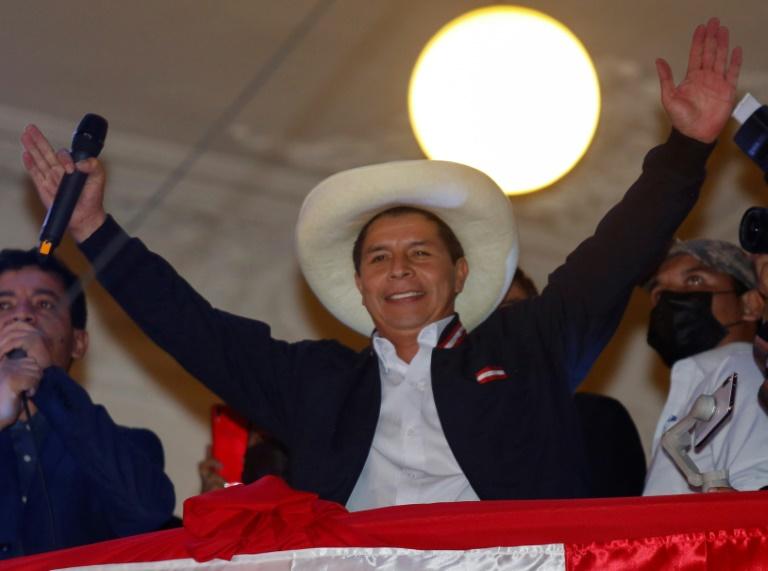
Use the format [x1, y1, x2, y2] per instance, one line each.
[296, 160, 518, 336]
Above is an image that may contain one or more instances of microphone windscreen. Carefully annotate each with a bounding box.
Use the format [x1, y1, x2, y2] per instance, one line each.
[71, 114, 108, 160]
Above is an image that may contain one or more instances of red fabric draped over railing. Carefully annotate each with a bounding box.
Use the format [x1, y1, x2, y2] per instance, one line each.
[4, 477, 768, 570]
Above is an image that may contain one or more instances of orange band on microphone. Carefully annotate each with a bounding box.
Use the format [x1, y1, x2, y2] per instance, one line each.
[39, 241, 53, 256]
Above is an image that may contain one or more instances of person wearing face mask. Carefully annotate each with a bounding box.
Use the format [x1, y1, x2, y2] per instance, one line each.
[643, 239, 768, 495]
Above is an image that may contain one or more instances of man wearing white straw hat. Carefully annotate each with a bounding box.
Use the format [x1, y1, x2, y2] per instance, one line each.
[21, 18, 741, 509]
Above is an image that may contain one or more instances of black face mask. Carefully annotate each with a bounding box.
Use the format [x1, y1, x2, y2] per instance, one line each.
[647, 291, 731, 367]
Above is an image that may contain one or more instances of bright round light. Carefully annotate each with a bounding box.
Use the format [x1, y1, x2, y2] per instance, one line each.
[408, 6, 601, 195]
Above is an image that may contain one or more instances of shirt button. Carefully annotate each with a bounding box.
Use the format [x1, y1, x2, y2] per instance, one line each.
[21, 496, 27, 504]
[23, 454, 32, 463]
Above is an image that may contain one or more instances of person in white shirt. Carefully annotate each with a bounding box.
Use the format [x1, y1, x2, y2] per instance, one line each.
[643, 239, 768, 494]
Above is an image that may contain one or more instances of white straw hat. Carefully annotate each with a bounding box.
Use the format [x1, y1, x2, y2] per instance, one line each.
[296, 160, 518, 336]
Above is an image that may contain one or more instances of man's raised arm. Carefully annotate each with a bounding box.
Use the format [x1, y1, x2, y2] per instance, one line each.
[525, 18, 743, 388]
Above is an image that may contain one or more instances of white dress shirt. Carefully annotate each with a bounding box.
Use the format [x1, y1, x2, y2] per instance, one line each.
[644, 342, 768, 495]
[346, 316, 480, 511]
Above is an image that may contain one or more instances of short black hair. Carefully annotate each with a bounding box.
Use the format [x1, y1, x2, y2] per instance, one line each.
[0, 249, 87, 329]
[501, 267, 540, 306]
[511, 267, 539, 298]
[352, 206, 465, 273]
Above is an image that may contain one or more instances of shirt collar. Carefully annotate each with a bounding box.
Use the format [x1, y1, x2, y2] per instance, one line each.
[373, 314, 456, 373]
[671, 341, 752, 378]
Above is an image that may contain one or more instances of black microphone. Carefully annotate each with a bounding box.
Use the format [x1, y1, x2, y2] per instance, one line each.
[38, 114, 108, 257]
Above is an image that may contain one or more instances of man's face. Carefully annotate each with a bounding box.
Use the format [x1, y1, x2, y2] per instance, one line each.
[0, 267, 87, 370]
[354, 212, 468, 339]
[648, 254, 744, 327]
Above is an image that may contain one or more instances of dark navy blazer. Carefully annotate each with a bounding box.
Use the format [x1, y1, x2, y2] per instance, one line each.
[81, 130, 713, 506]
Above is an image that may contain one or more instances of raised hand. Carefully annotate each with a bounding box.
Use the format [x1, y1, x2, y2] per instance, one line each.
[21, 124, 108, 242]
[198, 445, 226, 493]
[656, 17, 742, 143]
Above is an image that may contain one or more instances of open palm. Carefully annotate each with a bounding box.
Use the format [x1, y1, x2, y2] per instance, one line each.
[657, 18, 742, 143]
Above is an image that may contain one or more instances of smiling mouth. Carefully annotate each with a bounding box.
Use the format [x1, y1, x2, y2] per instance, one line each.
[386, 291, 425, 301]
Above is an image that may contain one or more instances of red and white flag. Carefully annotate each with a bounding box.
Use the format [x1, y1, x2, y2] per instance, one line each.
[8, 477, 768, 570]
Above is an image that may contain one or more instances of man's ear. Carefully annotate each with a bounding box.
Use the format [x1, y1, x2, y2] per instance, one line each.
[454, 257, 469, 294]
[741, 289, 765, 322]
[71, 330, 89, 361]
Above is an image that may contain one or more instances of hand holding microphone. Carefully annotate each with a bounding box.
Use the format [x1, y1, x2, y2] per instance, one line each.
[0, 348, 43, 429]
[0, 320, 51, 427]
[21, 115, 109, 249]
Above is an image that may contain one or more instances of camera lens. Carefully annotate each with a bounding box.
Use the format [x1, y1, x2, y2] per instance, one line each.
[739, 207, 768, 253]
